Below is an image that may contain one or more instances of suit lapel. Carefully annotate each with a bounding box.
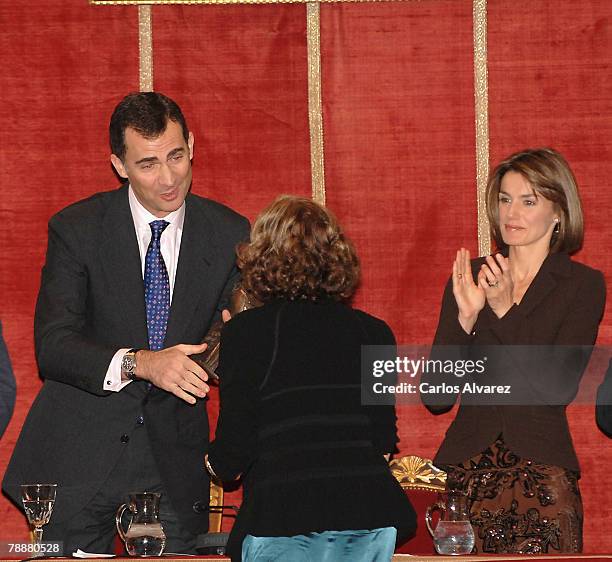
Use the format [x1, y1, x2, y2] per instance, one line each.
[99, 186, 149, 347]
[516, 252, 571, 317]
[165, 196, 218, 346]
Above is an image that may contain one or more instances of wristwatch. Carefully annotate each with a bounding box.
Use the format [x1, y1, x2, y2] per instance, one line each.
[121, 348, 141, 381]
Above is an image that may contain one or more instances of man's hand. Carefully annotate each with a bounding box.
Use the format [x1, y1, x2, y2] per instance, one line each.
[135, 343, 210, 404]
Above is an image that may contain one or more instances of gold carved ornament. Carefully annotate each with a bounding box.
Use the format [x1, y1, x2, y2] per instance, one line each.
[389, 454, 447, 493]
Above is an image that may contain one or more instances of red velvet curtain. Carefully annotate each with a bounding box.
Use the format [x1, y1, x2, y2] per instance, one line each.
[1, 0, 611, 550]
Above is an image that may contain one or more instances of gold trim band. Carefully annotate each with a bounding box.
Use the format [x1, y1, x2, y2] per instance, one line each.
[92, 0, 411, 4]
[473, 0, 489, 256]
[306, 2, 325, 205]
[139, 5, 154, 91]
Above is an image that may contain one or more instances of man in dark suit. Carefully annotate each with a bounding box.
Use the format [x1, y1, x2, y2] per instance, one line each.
[2, 92, 250, 555]
[596, 359, 612, 438]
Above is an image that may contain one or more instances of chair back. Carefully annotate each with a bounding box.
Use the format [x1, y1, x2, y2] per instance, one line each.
[208, 481, 225, 533]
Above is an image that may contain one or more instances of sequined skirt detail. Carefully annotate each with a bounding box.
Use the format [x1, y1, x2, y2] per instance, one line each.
[443, 437, 582, 554]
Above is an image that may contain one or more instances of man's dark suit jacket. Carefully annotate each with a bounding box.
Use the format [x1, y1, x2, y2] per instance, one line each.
[423, 252, 606, 473]
[596, 359, 612, 438]
[2, 185, 250, 535]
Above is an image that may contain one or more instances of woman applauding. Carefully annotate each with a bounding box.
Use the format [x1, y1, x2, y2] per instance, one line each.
[425, 148, 605, 553]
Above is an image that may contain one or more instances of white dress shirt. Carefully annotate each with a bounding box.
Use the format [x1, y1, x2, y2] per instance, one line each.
[103, 187, 186, 391]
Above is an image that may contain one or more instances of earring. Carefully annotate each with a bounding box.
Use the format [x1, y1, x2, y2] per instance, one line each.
[553, 218, 560, 234]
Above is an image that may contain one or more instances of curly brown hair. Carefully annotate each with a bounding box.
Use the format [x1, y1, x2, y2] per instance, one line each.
[238, 195, 360, 303]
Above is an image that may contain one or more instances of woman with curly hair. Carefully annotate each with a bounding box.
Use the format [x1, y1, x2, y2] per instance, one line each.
[206, 195, 415, 561]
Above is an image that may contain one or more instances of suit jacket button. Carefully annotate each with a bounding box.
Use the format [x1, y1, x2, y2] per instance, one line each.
[120, 434, 130, 443]
[136, 416, 144, 425]
[192, 501, 205, 513]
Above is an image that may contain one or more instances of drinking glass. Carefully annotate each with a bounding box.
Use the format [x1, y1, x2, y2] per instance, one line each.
[21, 484, 57, 554]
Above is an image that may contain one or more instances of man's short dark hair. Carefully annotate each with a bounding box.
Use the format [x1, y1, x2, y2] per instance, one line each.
[109, 92, 189, 161]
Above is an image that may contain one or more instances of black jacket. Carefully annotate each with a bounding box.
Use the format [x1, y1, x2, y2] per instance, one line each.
[596, 359, 612, 438]
[424, 252, 606, 472]
[208, 300, 416, 560]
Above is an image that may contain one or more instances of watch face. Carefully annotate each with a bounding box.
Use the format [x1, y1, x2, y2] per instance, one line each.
[122, 354, 135, 373]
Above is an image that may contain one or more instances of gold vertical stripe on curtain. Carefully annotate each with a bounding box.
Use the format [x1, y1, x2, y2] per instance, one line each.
[307, 2, 325, 205]
[139, 5, 154, 91]
[473, 0, 490, 256]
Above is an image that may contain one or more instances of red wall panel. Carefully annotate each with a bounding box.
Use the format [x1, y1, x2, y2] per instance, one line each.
[153, 4, 312, 219]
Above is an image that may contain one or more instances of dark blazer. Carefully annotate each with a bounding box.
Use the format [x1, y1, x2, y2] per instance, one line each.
[208, 300, 416, 561]
[2, 185, 249, 534]
[596, 359, 612, 438]
[0, 320, 16, 439]
[423, 252, 605, 472]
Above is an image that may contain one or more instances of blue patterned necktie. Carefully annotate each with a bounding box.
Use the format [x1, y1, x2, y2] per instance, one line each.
[144, 220, 170, 351]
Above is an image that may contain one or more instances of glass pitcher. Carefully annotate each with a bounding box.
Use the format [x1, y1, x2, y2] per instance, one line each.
[115, 492, 167, 557]
[425, 490, 475, 555]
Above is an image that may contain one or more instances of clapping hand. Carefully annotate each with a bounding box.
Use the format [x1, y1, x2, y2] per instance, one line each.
[452, 248, 485, 334]
[477, 253, 514, 318]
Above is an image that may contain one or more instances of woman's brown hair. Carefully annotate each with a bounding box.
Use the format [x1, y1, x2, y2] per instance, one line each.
[238, 195, 360, 303]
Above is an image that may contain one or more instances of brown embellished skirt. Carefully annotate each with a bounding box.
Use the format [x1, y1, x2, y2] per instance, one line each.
[443, 437, 582, 554]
